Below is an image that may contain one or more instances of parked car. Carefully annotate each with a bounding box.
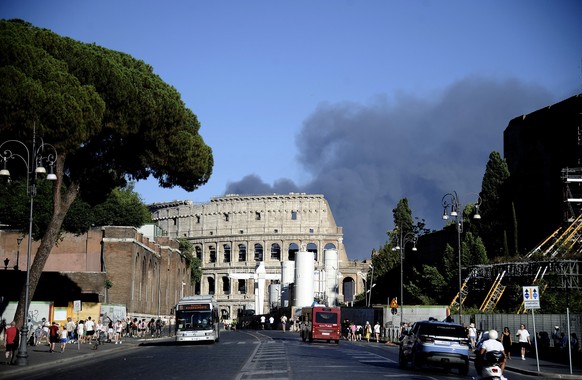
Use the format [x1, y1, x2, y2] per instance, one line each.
[399, 320, 470, 375]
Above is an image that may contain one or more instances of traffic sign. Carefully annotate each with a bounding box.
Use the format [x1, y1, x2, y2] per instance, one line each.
[390, 298, 399, 308]
[523, 286, 540, 309]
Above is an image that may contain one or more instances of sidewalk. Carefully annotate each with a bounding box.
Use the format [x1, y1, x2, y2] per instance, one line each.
[503, 354, 582, 379]
[0, 336, 162, 379]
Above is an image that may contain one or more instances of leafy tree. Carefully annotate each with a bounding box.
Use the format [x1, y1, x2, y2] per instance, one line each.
[177, 238, 202, 283]
[463, 231, 488, 266]
[406, 265, 448, 305]
[392, 198, 414, 236]
[0, 20, 213, 327]
[92, 183, 151, 226]
[478, 151, 511, 258]
[441, 243, 456, 283]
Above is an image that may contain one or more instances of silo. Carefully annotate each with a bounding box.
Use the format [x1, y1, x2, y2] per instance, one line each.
[294, 249, 314, 307]
[281, 261, 295, 284]
[324, 248, 339, 306]
[281, 261, 295, 307]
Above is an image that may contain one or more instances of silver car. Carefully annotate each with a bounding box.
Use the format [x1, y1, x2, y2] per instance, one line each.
[399, 320, 470, 375]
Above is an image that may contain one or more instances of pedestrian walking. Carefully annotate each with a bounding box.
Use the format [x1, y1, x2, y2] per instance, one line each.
[374, 322, 381, 342]
[280, 315, 288, 332]
[349, 321, 356, 341]
[65, 317, 76, 343]
[468, 323, 477, 349]
[516, 323, 531, 360]
[85, 316, 95, 343]
[48, 322, 60, 353]
[77, 320, 85, 345]
[59, 324, 68, 352]
[365, 321, 372, 342]
[502, 327, 512, 359]
[3, 321, 18, 365]
[41, 318, 50, 345]
[355, 323, 363, 341]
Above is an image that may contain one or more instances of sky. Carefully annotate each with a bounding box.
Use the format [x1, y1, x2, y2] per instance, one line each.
[2, 0, 581, 260]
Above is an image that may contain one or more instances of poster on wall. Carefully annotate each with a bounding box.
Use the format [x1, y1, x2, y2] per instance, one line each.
[1, 301, 51, 328]
[100, 304, 127, 323]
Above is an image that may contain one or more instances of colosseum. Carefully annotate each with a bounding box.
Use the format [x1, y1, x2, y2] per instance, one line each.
[150, 193, 368, 320]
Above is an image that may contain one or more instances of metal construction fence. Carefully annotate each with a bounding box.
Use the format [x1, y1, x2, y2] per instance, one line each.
[382, 313, 580, 347]
[469, 313, 580, 348]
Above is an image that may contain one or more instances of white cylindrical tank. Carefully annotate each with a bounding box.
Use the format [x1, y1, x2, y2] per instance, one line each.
[281, 261, 295, 308]
[281, 261, 295, 285]
[268, 283, 281, 308]
[325, 249, 338, 306]
[294, 249, 314, 307]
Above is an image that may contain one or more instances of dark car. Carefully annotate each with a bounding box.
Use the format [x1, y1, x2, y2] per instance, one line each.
[399, 320, 470, 375]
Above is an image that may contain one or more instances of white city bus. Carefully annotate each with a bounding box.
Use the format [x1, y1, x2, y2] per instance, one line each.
[174, 295, 220, 343]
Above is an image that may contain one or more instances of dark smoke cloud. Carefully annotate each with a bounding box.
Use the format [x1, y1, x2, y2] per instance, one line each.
[225, 76, 556, 260]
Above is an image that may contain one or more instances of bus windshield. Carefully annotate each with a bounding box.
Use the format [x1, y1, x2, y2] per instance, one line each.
[176, 310, 213, 331]
[315, 311, 339, 325]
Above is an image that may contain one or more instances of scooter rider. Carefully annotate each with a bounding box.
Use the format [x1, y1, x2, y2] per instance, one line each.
[479, 329, 507, 379]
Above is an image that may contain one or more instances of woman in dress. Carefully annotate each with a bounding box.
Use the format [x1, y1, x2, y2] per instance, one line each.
[502, 326, 512, 360]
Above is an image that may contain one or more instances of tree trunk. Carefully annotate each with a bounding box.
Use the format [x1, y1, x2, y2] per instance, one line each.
[13, 156, 80, 327]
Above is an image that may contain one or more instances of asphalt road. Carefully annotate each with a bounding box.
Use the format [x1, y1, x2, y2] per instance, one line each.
[4, 330, 541, 380]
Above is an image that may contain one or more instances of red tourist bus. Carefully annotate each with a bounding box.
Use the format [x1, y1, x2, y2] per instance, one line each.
[300, 306, 341, 344]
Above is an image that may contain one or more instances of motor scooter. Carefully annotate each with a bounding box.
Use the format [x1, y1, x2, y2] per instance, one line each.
[476, 350, 505, 380]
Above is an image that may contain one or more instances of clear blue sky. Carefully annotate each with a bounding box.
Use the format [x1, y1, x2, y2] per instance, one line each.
[2, 0, 581, 259]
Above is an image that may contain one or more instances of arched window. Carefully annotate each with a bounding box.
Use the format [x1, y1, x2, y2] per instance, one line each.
[238, 244, 246, 262]
[288, 243, 298, 261]
[254, 243, 263, 261]
[307, 242, 318, 261]
[208, 277, 215, 295]
[238, 279, 246, 294]
[342, 277, 355, 303]
[271, 243, 281, 260]
[209, 245, 216, 263]
[222, 276, 230, 294]
[223, 244, 231, 263]
[194, 245, 202, 260]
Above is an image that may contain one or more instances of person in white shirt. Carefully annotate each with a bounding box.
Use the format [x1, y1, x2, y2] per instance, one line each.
[516, 324, 531, 360]
[96, 320, 105, 343]
[85, 316, 95, 343]
[468, 323, 477, 349]
[479, 329, 506, 378]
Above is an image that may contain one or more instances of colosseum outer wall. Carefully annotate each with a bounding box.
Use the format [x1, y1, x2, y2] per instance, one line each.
[151, 193, 369, 320]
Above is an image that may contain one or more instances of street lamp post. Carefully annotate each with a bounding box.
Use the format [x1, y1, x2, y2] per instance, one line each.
[392, 227, 417, 326]
[441, 191, 481, 323]
[0, 127, 57, 367]
[367, 265, 374, 307]
[15, 236, 23, 271]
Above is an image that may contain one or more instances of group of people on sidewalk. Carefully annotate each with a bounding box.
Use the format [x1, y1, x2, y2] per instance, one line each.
[344, 320, 382, 343]
[35, 316, 125, 350]
[259, 314, 291, 332]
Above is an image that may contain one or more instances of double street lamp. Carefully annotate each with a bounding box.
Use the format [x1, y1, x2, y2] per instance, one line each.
[0, 127, 58, 366]
[441, 191, 481, 323]
[392, 227, 417, 326]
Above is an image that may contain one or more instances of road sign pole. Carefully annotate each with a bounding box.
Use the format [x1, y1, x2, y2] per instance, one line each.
[532, 309, 540, 372]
